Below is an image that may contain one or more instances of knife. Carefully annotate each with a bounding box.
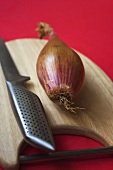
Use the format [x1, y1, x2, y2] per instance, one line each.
[0, 38, 55, 151]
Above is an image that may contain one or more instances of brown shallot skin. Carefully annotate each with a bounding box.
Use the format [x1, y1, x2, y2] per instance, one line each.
[36, 22, 85, 113]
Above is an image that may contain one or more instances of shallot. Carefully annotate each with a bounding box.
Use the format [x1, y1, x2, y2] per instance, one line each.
[36, 22, 85, 113]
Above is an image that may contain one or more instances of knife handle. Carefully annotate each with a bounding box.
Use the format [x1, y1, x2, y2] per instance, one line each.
[6, 81, 55, 151]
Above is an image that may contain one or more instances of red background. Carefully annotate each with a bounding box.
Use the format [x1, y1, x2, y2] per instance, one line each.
[0, 0, 113, 169]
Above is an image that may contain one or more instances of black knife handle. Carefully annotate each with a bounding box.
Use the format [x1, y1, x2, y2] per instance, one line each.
[6, 81, 55, 151]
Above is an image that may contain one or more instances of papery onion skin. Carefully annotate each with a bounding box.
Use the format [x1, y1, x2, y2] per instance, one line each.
[36, 22, 85, 112]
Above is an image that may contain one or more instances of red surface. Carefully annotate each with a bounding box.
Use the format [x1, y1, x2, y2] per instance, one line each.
[0, 0, 113, 170]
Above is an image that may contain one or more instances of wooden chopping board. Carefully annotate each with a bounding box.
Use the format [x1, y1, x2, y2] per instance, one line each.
[0, 38, 113, 170]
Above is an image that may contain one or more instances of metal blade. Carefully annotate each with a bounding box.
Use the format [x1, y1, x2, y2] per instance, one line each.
[0, 38, 25, 81]
[19, 146, 113, 164]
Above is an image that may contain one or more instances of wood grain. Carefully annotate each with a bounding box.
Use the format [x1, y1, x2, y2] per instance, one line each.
[0, 38, 113, 170]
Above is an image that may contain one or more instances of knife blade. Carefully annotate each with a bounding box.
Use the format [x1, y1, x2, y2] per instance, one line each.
[19, 146, 113, 163]
[0, 38, 55, 151]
